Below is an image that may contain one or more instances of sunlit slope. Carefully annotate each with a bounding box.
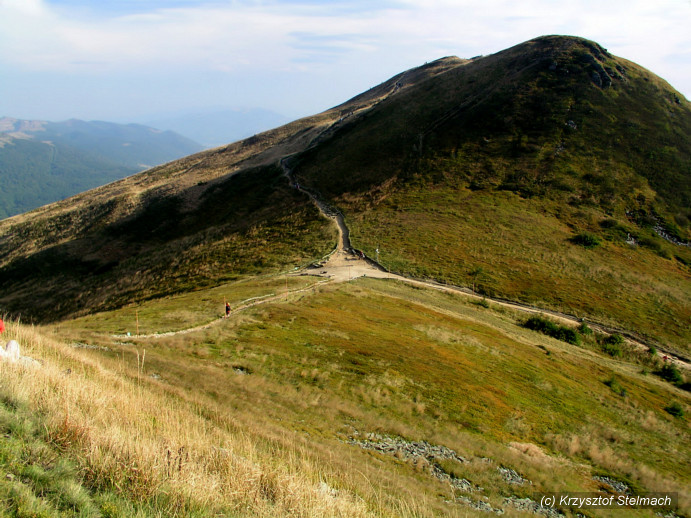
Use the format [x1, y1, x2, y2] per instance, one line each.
[19, 276, 688, 516]
[347, 187, 690, 355]
[290, 36, 691, 352]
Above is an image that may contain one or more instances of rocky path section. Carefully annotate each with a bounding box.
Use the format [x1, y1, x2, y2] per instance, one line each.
[280, 158, 388, 282]
[346, 431, 570, 516]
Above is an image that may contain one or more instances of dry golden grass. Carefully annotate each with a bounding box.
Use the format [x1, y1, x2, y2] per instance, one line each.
[547, 429, 691, 511]
[1, 319, 373, 517]
[3, 274, 689, 516]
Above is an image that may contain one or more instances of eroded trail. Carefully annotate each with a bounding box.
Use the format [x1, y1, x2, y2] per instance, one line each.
[114, 280, 330, 339]
[280, 160, 690, 369]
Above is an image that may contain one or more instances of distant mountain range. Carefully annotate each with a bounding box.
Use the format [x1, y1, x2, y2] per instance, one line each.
[0, 118, 203, 218]
[144, 108, 290, 148]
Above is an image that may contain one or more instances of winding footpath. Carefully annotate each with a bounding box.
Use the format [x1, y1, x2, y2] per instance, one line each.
[280, 158, 689, 370]
[125, 158, 688, 371]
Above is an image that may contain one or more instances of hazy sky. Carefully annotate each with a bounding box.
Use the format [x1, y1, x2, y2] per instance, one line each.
[1, 0, 690, 123]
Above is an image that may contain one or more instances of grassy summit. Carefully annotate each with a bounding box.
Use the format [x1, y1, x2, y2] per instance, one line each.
[292, 36, 691, 353]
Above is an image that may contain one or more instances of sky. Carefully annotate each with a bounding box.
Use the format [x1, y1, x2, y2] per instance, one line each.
[1, 0, 690, 124]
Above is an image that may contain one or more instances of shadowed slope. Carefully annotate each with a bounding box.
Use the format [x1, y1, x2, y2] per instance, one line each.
[0, 57, 455, 321]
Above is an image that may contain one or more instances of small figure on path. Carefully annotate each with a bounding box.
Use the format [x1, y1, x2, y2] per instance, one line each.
[225, 302, 231, 318]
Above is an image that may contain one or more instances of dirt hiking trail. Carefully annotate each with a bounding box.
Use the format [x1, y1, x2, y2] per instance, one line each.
[125, 158, 689, 371]
[285, 164, 689, 370]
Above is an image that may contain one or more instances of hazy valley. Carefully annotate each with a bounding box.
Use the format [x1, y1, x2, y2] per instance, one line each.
[0, 118, 203, 219]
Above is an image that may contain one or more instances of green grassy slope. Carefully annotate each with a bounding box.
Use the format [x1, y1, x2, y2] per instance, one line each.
[40, 276, 690, 516]
[291, 35, 691, 353]
[346, 184, 691, 354]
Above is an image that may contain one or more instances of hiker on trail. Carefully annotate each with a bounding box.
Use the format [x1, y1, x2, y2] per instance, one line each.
[225, 302, 231, 318]
[0, 318, 4, 334]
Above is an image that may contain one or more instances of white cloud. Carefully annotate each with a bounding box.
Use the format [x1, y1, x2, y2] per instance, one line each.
[0, 0, 689, 121]
[0, 1, 398, 72]
[2, 0, 690, 76]
[0, 0, 63, 65]
[1, 0, 45, 15]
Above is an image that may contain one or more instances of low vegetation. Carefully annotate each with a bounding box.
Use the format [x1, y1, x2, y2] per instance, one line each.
[665, 401, 685, 418]
[1, 275, 681, 516]
[601, 333, 625, 357]
[523, 315, 581, 345]
[570, 232, 601, 249]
